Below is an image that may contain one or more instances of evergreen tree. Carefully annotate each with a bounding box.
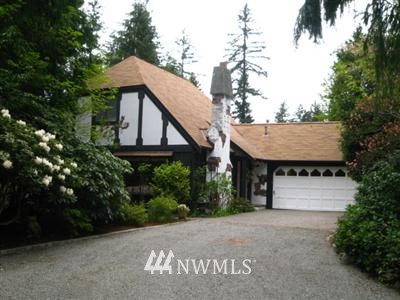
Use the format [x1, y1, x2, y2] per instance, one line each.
[176, 30, 196, 77]
[107, 1, 159, 66]
[226, 3, 268, 123]
[161, 30, 200, 88]
[294, 0, 400, 94]
[275, 101, 290, 123]
[295, 104, 312, 122]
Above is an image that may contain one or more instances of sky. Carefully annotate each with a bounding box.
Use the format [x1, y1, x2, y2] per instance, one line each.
[89, 0, 366, 123]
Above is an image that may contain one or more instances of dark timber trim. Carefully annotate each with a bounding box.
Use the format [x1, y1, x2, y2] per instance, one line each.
[115, 90, 122, 144]
[136, 90, 144, 146]
[266, 163, 278, 209]
[161, 114, 168, 146]
[119, 85, 203, 153]
[118, 144, 194, 152]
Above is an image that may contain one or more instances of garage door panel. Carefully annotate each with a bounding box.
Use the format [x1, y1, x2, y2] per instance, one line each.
[273, 166, 357, 211]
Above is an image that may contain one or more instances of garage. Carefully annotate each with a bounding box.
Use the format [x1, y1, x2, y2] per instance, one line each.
[272, 166, 357, 211]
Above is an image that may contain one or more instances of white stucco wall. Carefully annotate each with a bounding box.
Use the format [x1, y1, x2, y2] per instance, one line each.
[251, 161, 268, 206]
[167, 122, 188, 145]
[119, 92, 139, 146]
[142, 96, 163, 145]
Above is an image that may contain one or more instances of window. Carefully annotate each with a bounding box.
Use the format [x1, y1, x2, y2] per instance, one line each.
[322, 169, 333, 177]
[335, 169, 346, 177]
[299, 169, 309, 176]
[275, 168, 285, 176]
[311, 169, 321, 177]
[94, 99, 118, 123]
[287, 169, 297, 176]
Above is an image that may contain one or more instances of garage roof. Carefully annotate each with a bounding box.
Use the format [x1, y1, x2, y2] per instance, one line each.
[233, 122, 343, 161]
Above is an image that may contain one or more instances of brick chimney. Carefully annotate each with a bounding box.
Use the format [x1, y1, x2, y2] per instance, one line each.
[207, 62, 233, 178]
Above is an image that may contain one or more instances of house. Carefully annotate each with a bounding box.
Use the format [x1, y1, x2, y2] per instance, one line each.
[82, 56, 357, 211]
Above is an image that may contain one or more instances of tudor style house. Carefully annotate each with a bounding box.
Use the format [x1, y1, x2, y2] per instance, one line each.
[80, 56, 357, 211]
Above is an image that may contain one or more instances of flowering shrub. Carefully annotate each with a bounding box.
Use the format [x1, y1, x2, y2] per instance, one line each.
[0, 108, 77, 225]
[341, 97, 400, 181]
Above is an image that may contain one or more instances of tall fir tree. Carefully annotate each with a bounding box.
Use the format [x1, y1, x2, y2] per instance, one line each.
[161, 30, 200, 87]
[107, 1, 159, 66]
[226, 3, 268, 123]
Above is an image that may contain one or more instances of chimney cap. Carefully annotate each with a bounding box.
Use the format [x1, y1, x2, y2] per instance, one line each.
[210, 62, 233, 98]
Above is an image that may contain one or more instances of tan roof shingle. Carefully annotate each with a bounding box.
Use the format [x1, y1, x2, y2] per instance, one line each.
[233, 122, 344, 161]
[103, 56, 344, 162]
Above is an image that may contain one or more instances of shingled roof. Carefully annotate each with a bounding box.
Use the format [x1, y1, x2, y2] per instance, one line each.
[103, 56, 261, 158]
[233, 122, 344, 161]
[103, 56, 344, 162]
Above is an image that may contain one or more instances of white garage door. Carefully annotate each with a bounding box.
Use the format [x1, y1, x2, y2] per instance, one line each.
[273, 166, 357, 211]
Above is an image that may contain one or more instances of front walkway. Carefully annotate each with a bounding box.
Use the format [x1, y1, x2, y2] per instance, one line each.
[0, 210, 397, 299]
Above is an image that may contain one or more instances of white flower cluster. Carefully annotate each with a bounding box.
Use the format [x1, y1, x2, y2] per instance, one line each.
[2, 160, 12, 169]
[34, 129, 56, 141]
[1, 108, 11, 119]
[42, 175, 53, 186]
[59, 186, 74, 195]
[38, 142, 51, 153]
[0, 111, 76, 197]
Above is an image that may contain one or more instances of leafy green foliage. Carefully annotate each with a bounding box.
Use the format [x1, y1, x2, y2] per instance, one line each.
[334, 152, 400, 284]
[226, 3, 268, 123]
[205, 173, 235, 209]
[117, 203, 148, 226]
[324, 30, 376, 121]
[324, 31, 399, 181]
[295, 0, 400, 92]
[342, 97, 400, 181]
[230, 197, 255, 213]
[63, 137, 132, 222]
[0, 110, 77, 226]
[106, 2, 159, 66]
[0, 0, 134, 239]
[147, 195, 178, 223]
[63, 208, 94, 237]
[151, 161, 191, 204]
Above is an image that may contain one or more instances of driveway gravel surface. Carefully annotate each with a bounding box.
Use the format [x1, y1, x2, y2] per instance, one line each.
[0, 210, 398, 299]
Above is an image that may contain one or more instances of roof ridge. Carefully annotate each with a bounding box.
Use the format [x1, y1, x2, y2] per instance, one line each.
[129, 56, 144, 84]
[233, 121, 340, 126]
[130, 55, 196, 86]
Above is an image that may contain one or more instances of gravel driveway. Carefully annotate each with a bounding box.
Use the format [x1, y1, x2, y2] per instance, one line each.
[0, 210, 398, 299]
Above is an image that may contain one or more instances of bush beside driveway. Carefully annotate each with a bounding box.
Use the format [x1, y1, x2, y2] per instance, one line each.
[0, 210, 398, 299]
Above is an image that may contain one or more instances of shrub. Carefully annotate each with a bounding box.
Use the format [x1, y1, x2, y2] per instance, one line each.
[63, 208, 94, 237]
[334, 151, 400, 284]
[230, 197, 255, 213]
[63, 136, 132, 223]
[152, 161, 190, 203]
[147, 195, 178, 223]
[0, 108, 77, 228]
[205, 173, 235, 209]
[117, 203, 148, 226]
[210, 207, 240, 217]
